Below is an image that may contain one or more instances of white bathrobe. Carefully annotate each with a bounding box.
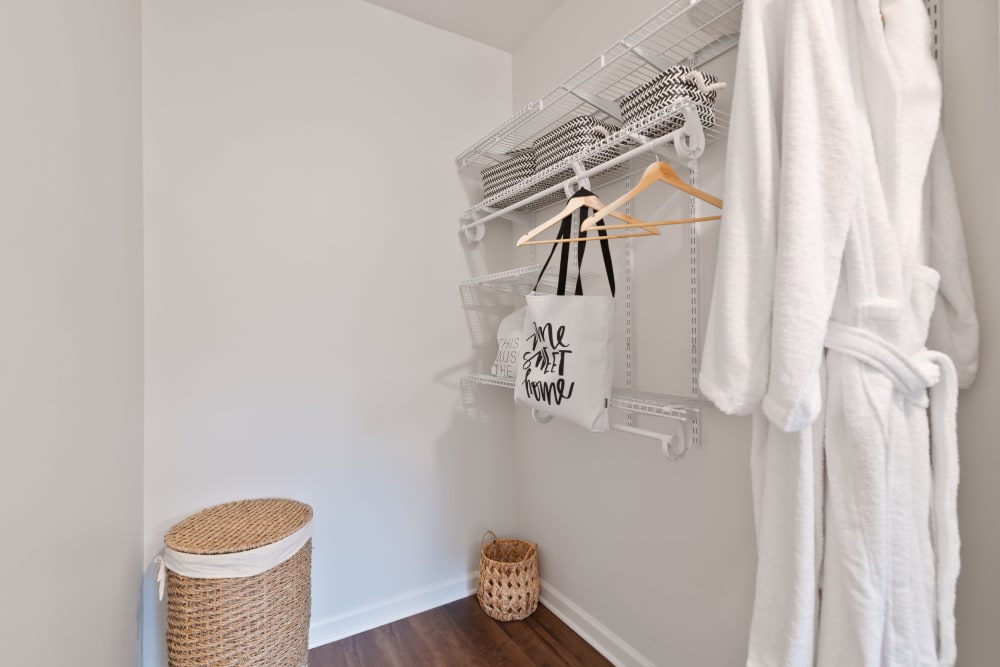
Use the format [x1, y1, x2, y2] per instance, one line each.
[700, 0, 979, 665]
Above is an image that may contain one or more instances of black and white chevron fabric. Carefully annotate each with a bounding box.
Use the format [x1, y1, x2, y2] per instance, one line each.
[480, 149, 565, 211]
[618, 66, 719, 138]
[531, 116, 622, 190]
[479, 116, 624, 208]
[488, 181, 565, 212]
[532, 116, 621, 171]
[481, 149, 536, 202]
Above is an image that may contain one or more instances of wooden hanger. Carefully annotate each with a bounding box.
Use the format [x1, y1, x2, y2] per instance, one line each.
[580, 161, 722, 232]
[516, 187, 659, 247]
[518, 214, 723, 245]
[517, 225, 660, 246]
[584, 214, 721, 232]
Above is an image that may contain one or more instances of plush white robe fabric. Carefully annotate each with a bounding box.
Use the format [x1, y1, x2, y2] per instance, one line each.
[700, 0, 979, 665]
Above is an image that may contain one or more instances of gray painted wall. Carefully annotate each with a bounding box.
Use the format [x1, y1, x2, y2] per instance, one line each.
[0, 1, 144, 665]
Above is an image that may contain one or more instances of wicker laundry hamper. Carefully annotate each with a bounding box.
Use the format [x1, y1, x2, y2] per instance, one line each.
[161, 498, 313, 667]
[477, 530, 539, 622]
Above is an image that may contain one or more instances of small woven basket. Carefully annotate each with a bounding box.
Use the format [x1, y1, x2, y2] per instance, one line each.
[163, 498, 313, 667]
[532, 115, 621, 174]
[477, 530, 540, 622]
[619, 65, 720, 137]
[480, 149, 564, 212]
[481, 149, 536, 202]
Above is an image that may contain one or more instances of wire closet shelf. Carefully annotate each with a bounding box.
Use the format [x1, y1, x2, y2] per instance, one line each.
[456, 0, 743, 241]
[459, 0, 743, 457]
[460, 265, 608, 296]
[463, 374, 711, 422]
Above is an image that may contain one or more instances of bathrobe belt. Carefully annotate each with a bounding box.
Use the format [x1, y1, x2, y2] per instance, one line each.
[825, 320, 961, 666]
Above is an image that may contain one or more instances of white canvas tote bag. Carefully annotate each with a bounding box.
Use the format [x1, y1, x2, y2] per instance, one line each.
[514, 209, 616, 432]
[491, 306, 526, 379]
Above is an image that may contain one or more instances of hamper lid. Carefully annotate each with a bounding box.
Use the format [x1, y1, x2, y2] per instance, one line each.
[164, 498, 313, 555]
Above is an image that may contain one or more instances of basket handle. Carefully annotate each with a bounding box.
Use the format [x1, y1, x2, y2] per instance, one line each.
[681, 69, 727, 95]
[592, 124, 612, 140]
[481, 530, 498, 550]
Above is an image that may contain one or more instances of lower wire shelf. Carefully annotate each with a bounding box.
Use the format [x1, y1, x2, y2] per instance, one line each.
[461, 266, 605, 296]
[463, 373, 709, 422]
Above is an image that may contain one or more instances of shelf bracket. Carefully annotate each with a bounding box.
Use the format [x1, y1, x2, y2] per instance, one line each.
[622, 41, 677, 72]
[623, 30, 740, 73]
[563, 86, 624, 122]
[570, 161, 591, 192]
[686, 34, 740, 68]
[464, 210, 486, 242]
[611, 422, 689, 461]
[626, 100, 706, 163]
[481, 151, 515, 163]
[673, 102, 706, 160]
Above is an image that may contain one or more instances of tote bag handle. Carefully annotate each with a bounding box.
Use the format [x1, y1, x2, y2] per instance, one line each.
[532, 206, 615, 297]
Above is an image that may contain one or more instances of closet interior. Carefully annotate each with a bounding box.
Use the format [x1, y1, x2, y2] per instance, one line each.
[8, 0, 995, 665]
[459, 0, 742, 457]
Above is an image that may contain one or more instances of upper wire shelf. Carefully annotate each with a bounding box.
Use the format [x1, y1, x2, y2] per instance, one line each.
[459, 101, 728, 234]
[456, 0, 742, 170]
[455, 0, 742, 234]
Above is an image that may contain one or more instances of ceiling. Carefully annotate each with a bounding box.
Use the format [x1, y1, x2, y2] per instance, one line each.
[363, 0, 565, 53]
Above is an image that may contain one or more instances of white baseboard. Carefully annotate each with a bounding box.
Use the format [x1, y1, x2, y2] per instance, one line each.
[308, 572, 478, 649]
[539, 579, 656, 667]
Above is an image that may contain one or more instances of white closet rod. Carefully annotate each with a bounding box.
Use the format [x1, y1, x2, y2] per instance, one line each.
[611, 423, 688, 461]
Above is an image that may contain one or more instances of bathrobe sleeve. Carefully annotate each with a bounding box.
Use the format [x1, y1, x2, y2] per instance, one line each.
[701, 0, 857, 432]
[699, 0, 786, 416]
[926, 134, 979, 389]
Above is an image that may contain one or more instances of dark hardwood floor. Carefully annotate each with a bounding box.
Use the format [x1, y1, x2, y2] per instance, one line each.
[309, 595, 613, 666]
